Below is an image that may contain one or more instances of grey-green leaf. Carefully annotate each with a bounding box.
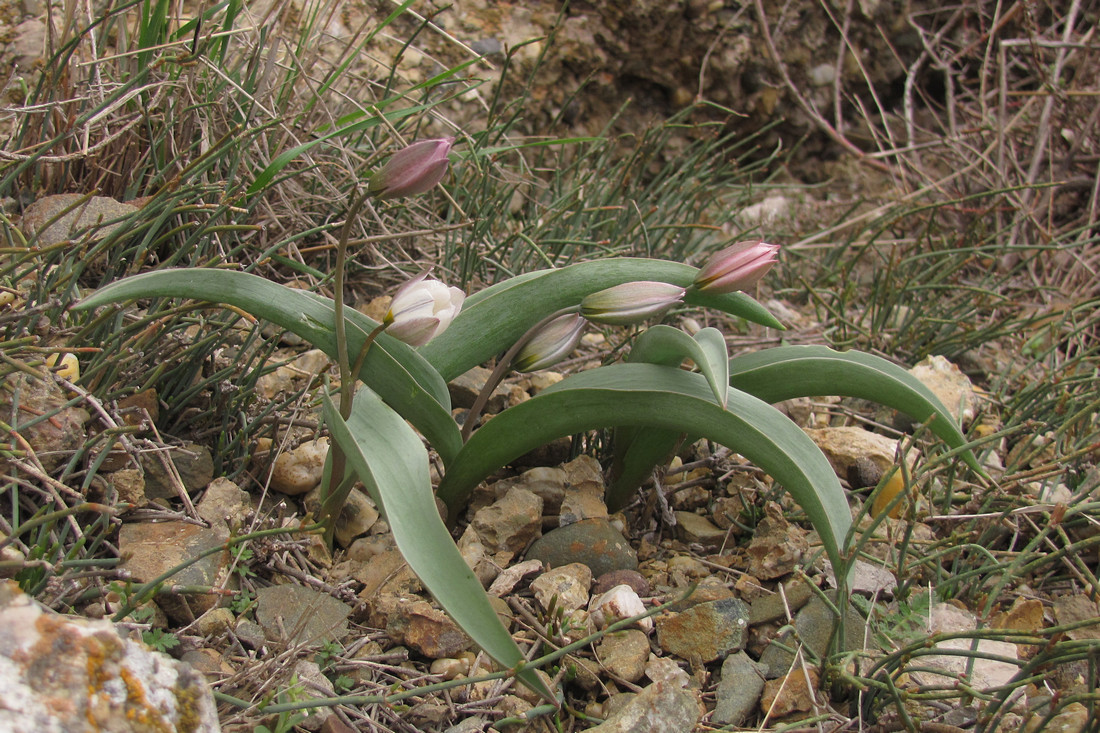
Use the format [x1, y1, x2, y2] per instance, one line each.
[606, 426, 684, 512]
[323, 389, 553, 701]
[627, 325, 729, 407]
[73, 269, 462, 463]
[727, 345, 984, 475]
[437, 363, 852, 575]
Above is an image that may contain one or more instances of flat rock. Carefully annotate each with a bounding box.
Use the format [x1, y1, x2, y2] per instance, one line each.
[495, 466, 569, 514]
[380, 599, 472, 659]
[745, 502, 809, 580]
[197, 476, 252, 528]
[526, 517, 637, 576]
[667, 577, 735, 612]
[304, 485, 379, 547]
[714, 651, 768, 726]
[596, 629, 650, 683]
[118, 520, 234, 623]
[748, 576, 815, 625]
[825, 558, 897, 598]
[140, 442, 214, 500]
[559, 484, 608, 526]
[592, 569, 650, 597]
[0, 580, 220, 731]
[530, 562, 592, 612]
[21, 193, 140, 247]
[449, 365, 512, 412]
[0, 372, 89, 472]
[291, 659, 336, 730]
[759, 593, 867, 678]
[255, 583, 350, 648]
[470, 487, 543, 558]
[487, 558, 543, 597]
[913, 603, 1019, 693]
[656, 598, 750, 663]
[906, 354, 979, 427]
[11, 19, 46, 70]
[804, 426, 911, 480]
[673, 511, 727, 549]
[761, 667, 819, 718]
[585, 679, 701, 733]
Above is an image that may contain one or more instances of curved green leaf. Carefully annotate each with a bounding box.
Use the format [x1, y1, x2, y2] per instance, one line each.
[73, 269, 462, 463]
[727, 345, 984, 475]
[438, 363, 852, 574]
[628, 325, 729, 407]
[323, 389, 553, 701]
[606, 325, 732, 508]
[421, 259, 782, 381]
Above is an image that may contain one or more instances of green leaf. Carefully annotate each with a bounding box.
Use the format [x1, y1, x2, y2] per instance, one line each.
[605, 325, 731, 508]
[606, 426, 684, 512]
[628, 325, 729, 407]
[322, 389, 554, 702]
[438, 363, 852, 575]
[73, 269, 462, 463]
[420, 259, 782, 381]
[727, 345, 985, 475]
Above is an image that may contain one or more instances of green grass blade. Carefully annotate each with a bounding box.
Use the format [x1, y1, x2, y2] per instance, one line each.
[420, 259, 782, 381]
[73, 269, 462, 463]
[727, 345, 984, 474]
[245, 103, 429, 196]
[437, 363, 852, 575]
[323, 390, 554, 702]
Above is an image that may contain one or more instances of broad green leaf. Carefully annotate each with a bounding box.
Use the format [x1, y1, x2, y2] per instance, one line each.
[606, 426, 684, 512]
[420, 259, 782, 381]
[322, 389, 553, 701]
[727, 345, 984, 475]
[437, 363, 852, 575]
[73, 269, 462, 463]
[628, 325, 729, 407]
[605, 326, 731, 508]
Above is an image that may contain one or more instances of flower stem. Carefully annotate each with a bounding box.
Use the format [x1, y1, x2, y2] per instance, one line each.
[320, 188, 371, 547]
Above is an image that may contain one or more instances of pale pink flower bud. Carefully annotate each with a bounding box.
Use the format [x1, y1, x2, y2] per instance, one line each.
[368, 137, 455, 199]
[384, 272, 465, 346]
[693, 240, 779, 294]
[513, 314, 586, 372]
[580, 281, 685, 326]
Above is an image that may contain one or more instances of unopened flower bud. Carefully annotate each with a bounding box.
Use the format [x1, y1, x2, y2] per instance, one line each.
[384, 272, 465, 346]
[580, 281, 685, 326]
[368, 137, 455, 199]
[693, 240, 779, 294]
[513, 314, 586, 372]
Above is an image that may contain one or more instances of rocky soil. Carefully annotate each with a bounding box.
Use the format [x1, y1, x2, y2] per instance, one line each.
[2, 0, 1098, 731]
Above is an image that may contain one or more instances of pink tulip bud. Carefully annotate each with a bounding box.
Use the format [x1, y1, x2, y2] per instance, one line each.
[693, 240, 779, 294]
[580, 281, 686, 326]
[384, 272, 465, 346]
[513, 314, 586, 372]
[368, 137, 455, 199]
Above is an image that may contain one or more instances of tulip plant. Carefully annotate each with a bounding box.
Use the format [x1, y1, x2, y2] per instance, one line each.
[74, 138, 980, 701]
